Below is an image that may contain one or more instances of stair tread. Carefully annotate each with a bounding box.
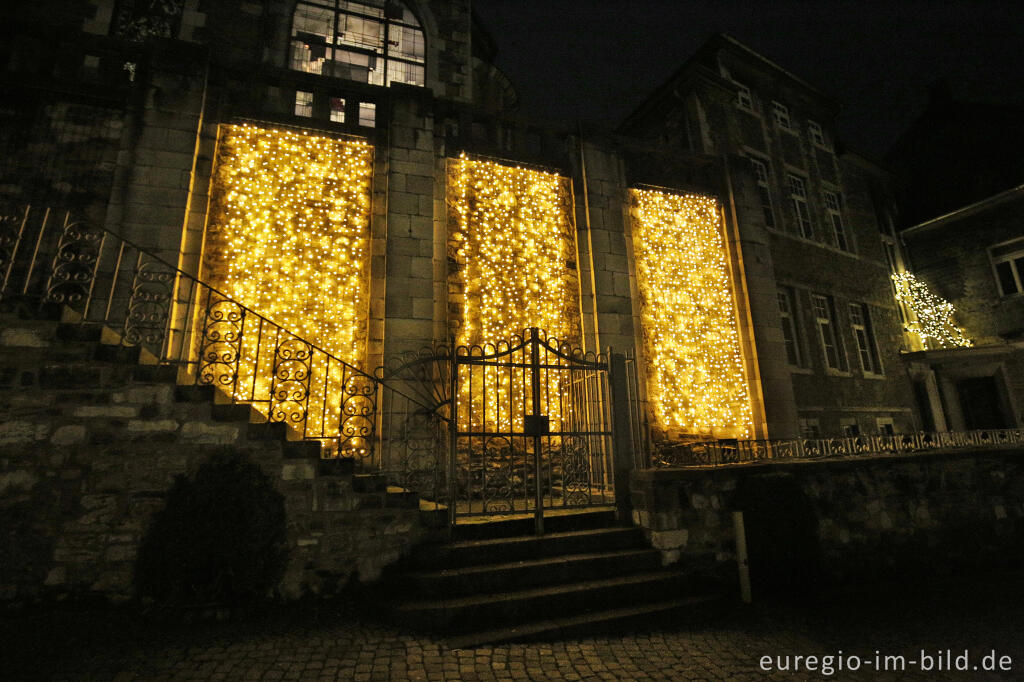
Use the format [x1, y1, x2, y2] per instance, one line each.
[408, 548, 660, 579]
[395, 569, 687, 611]
[438, 526, 638, 552]
[443, 595, 721, 649]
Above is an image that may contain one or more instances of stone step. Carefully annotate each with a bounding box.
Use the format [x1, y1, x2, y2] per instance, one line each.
[393, 569, 700, 633]
[444, 594, 726, 649]
[451, 508, 618, 540]
[402, 547, 664, 598]
[409, 527, 646, 571]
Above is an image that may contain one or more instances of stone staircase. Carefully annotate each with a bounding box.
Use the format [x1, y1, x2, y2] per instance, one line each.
[0, 310, 432, 602]
[384, 509, 728, 648]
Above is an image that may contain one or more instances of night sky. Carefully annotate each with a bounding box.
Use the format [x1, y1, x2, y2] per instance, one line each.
[471, 0, 1024, 160]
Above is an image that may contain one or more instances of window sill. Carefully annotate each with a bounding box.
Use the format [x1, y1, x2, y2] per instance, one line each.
[824, 368, 852, 377]
[787, 366, 814, 374]
[860, 372, 887, 380]
[764, 226, 864, 259]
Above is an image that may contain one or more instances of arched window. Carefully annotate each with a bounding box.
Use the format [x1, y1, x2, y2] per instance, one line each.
[290, 1, 425, 87]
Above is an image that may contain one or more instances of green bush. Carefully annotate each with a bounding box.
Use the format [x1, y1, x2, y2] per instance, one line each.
[135, 449, 288, 607]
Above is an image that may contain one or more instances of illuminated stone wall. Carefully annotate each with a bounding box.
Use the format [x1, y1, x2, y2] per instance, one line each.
[630, 189, 753, 438]
[204, 123, 374, 368]
[446, 155, 582, 431]
[447, 155, 581, 347]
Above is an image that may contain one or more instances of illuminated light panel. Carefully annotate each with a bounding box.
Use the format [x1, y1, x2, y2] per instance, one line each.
[203, 124, 373, 448]
[448, 154, 582, 432]
[630, 189, 753, 438]
[891, 272, 972, 349]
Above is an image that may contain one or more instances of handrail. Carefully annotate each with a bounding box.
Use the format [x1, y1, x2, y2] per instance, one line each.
[651, 429, 1024, 468]
[0, 204, 377, 458]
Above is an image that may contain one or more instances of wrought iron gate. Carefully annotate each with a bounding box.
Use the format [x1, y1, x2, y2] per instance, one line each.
[449, 328, 615, 531]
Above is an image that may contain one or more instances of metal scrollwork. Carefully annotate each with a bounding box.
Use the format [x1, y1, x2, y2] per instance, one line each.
[197, 296, 244, 389]
[339, 371, 377, 457]
[123, 258, 175, 348]
[269, 332, 312, 427]
[45, 219, 103, 308]
[560, 436, 592, 506]
[480, 436, 516, 513]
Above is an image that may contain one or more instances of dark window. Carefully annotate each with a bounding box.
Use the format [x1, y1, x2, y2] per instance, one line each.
[750, 158, 775, 228]
[787, 174, 813, 238]
[777, 287, 801, 366]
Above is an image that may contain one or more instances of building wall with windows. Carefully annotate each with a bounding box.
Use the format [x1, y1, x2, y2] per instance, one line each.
[621, 34, 917, 439]
[3, 7, 940, 443]
[901, 188, 1024, 431]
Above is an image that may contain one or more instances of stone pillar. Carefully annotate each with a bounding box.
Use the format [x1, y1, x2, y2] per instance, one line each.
[382, 87, 439, 361]
[572, 141, 637, 357]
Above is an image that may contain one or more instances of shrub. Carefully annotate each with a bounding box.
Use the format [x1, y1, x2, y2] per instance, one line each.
[135, 449, 288, 607]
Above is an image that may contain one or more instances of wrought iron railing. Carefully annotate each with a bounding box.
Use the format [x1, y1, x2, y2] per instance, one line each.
[0, 204, 378, 459]
[651, 429, 1024, 467]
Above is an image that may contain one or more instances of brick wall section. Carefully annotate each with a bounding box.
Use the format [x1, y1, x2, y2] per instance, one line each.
[574, 143, 636, 356]
[905, 195, 1024, 345]
[382, 89, 440, 359]
[0, 317, 433, 604]
[631, 447, 1024, 585]
[105, 43, 207, 267]
[423, 0, 472, 102]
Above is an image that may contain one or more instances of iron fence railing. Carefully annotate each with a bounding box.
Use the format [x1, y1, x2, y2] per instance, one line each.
[652, 429, 1024, 467]
[0, 204, 380, 459]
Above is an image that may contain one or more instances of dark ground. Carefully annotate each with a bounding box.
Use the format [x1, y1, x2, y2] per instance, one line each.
[3, 570, 1023, 680]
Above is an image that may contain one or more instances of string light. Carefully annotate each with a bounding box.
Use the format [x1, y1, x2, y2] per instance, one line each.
[203, 123, 374, 446]
[891, 272, 972, 349]
[631, 189, 753, 438]
[449, 154, 581, 432]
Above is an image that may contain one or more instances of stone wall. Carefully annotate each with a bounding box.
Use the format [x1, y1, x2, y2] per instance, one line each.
[631, 448, 1024, 591]
[0, 317, 434, 605]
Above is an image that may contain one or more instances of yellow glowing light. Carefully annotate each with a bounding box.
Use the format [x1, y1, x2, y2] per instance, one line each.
[630, 189, 753, 438]
[448, 154, 581, 432]
[891, 272, 971, 349]
[202, 124, 373, 450]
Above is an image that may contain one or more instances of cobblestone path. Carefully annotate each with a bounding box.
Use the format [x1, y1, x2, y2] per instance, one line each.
[5, 572, 1023, 680]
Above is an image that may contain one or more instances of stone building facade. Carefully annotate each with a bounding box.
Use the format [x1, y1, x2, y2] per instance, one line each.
[3, 1, 1019, 604]
[620, 34, 917, 440]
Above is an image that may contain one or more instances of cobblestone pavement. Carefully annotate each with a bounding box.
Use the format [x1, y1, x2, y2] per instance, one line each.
[5, 572, 1024, 681]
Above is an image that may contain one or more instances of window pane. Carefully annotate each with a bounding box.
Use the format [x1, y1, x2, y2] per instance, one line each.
[358, 101, 376, 127]
[330, 97, 346, 122]
[338, 14, 384, 51]
[292, 4, 333, 40]
[386, 59, 424, 86]
[341, 1, 383, 19]
[294, 91, 313, 117]
[390, 24, 425, 62]
[996, 260, 1019, 294]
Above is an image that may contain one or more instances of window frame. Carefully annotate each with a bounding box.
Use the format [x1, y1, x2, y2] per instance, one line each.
[808, 120, 829, 148]
[787, 173, 814, 238]
[988, 237, 1024, 297]
[823, 189, 850, 251]
[848, 302, 883, 376]
[771, 100, 792, 130]
[289, 0, 426, 88]
[749, 156, 775, 229]
[811, 293, 847, 372]
[777, 286, 803, 367]
[735, 82, 754, 112]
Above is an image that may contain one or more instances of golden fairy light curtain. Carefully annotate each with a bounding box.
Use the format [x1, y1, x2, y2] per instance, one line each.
[201, 123, 374, 441]
[447, 154, 582, 432]
[630, 189, 753, 438]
